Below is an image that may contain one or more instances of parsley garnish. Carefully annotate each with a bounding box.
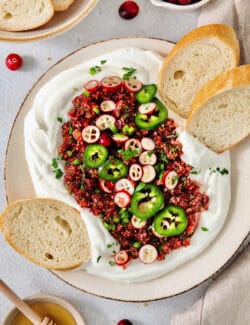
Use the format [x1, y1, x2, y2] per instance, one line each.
[57, 116, 63, 123]
[100, 59, 107, 65]
[109, 261, 116, 266]
[118, 148, 139, 160]
[89, 65, 101, 75]
[147, 151, 154, 157]
[190, 169, 201, 175]
[209, 167, 229, 175]
[122, 67, 137, 80]
[107, 243, 114, 249]
[97, 255, 102, 263]
[51, 158, 63, 179]
[159, 151, 169, 163]
[201, 227, 209, 232]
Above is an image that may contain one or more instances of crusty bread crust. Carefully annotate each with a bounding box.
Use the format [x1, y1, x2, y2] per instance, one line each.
[159, 24, 240, 118]
[0, 198, 91, 270]
[186, 65, 250, 153]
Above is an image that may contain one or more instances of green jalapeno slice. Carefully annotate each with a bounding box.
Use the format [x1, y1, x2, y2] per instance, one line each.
[131, 183, 164, 220]
[83, 144, 108, 168]
[153, 204, 187, 237]
[135, 84, 157, 104]
[98, 158, 128, 181]
[135, 98, 168, 130]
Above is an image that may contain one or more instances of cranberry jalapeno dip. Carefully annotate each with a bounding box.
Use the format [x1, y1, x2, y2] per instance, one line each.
[25, 48, 230, 282]
[58, 75, 209, 266]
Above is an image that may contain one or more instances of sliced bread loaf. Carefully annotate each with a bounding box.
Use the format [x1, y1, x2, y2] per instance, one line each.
[186, 65, 250, 153]
[0, 198, 91, 270]
[52, 0, 75, 11]
[0, 0, 54, 32]
[159, 24, 240, 119]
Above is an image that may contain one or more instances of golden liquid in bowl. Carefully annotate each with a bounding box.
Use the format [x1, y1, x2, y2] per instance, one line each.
[11, 301, 76, 325]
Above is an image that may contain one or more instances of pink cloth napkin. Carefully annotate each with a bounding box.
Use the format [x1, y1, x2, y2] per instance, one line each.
[171, 245, 250, 325]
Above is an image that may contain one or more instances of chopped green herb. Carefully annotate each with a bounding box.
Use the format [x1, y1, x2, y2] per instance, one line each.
[83, 90, 90, 97]
[132, 241, 142, 248]
[72, 158, 81, 165]
[55, 169, 63, 179]
[89, 65, 101, 75]
[67, 150, 73, 157]
[122, 67, 137, 80]
[68, 125, 73, 135]
[57, 154, 62, 160]
[57, 117, 63, 123]
[172, 175, 179, 183]
[107, 243, 114, 249]
[80, 165, 86, 172]
[209, 167, 229, 175]
[170, 147, 177, 154]
[113, 217, 120, 223]
[147, 151, 154, 157]
[93, 106, 100, 115]
[118, 148, 139, 160]
[159, 151, 169, 163]
[80, 181, 85, 190]
[190, 169, 201, 175]
[97, 255, 102, 263]
[51, 158, 58, 169]
[95, 189, 101, 193]
[100, 59, 107, 65]
[109, 261, 116, 266]
[201, 227, 209, 232]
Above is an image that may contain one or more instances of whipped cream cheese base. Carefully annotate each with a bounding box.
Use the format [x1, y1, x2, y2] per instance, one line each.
[24, 48, 231, 283]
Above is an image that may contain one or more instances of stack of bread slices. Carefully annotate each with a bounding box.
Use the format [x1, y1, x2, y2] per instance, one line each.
[159, 24, 250, 153]
[0, 0, 75, 31]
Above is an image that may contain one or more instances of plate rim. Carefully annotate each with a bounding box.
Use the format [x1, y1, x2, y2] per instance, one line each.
[0, 0, 98, 42]
[4, 36, 250, 302]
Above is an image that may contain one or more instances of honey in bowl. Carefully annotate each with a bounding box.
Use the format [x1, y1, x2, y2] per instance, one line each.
[11, 301, 76, 325]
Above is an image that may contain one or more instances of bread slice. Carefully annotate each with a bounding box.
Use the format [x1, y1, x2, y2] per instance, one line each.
[0, 0, 54, 32]
[159, 24, 240, 119]
[0, 198, 91, 270]
[186, 65, 250, 153]
[51, 0, 75, 11]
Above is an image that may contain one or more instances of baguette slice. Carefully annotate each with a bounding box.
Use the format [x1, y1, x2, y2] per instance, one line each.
[0, 0, 54, 32]
[0, 198, 91, 270]
[52, 0, 75, 11]
[159, 24, 240, 119]
[186, 65, 250, 153]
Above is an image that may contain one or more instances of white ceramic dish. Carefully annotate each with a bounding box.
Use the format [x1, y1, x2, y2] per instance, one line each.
[4, 37, 250, 302]
[2, 294, 85, 325]
[0, 0, 98, 42]
[151, 0, 211, 11]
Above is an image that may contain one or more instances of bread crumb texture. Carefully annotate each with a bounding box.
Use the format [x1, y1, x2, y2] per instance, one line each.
[186, 65, 250, 153]
[0, 0, 54, 31]
[0, 199, 91, 270]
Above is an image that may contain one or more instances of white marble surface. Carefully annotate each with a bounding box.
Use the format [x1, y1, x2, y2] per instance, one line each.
[0, 1, 249, 324]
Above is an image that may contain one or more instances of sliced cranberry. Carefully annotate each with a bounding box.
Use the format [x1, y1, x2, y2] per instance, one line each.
[114, 250, 130, 266]
[114, 190, 131, 208]
[84, 80, 99, 92]
[101, 76, 122, 92]
[119, 1, 139, 20]
[99, 132, 112, 147]
[124, 78, 142, 92]
[5, 53, 23, 71]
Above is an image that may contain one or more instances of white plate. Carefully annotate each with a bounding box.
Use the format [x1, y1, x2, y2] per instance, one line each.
[5, 37, 250, 301]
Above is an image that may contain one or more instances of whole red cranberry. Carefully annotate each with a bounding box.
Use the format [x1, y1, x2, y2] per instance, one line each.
[119, 1, 139, 19]
[5, 53, 23, 71]
[117, 320, 133, 325]
[99, 132, 112, 147]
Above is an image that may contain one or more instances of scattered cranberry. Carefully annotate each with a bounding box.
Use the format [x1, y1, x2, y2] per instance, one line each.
[5, 53, 23, 71]
[117, 320, 133, 325]
[99, 132, 112, 146]
[119, 1, 139, 20]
